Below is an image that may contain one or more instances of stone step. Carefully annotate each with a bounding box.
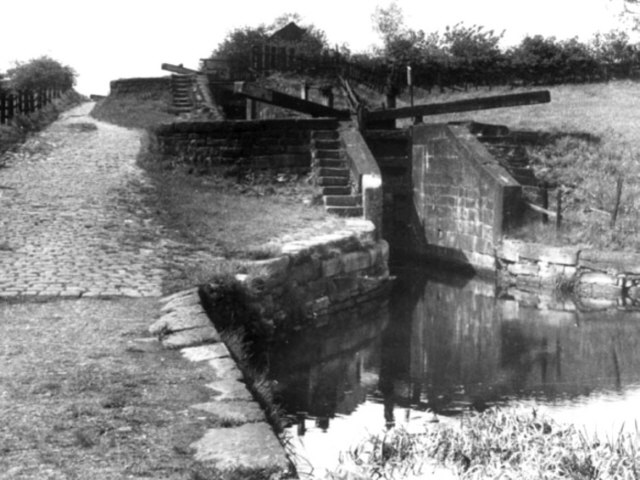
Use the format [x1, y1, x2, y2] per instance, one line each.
[314, 139, 340, 150]
[312, 130, 339, 140]
[318, 176, 350, 186]
[168, 106, 193, 114]
[314, 149, 342, 160]
[326, 206, 363, 217]
[317, 158, 346, 169]
[318, 167, 349, 178]
[324, 195, 361, 207]
[322, 186, 352, 196]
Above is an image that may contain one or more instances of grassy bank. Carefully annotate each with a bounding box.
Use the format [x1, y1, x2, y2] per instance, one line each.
[402, 80, 640, 251]
[328, 407, 640, 480]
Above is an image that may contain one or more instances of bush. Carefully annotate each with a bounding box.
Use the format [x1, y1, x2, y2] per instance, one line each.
[7, 56, 76, 92]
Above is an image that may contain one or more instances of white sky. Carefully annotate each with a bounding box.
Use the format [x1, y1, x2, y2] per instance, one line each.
[0, 0, 633, 95]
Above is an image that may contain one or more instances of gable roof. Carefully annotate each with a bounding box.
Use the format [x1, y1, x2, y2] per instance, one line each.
[270, 22, 306, 42]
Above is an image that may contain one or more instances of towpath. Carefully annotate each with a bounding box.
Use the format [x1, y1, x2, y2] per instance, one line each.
[0, 102, 207, 298]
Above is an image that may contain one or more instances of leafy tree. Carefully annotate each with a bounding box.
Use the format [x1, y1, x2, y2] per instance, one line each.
[508, 36, 566, 84]
[442, 23, 504, 86]
[591, 30, 637, 78]
[7, 56, 76, 91]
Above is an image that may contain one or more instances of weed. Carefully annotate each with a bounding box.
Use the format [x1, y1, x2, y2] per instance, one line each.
[327, 407, 640, 480]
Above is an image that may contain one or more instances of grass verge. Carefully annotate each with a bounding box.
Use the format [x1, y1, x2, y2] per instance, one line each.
[0, 299, 230, 480]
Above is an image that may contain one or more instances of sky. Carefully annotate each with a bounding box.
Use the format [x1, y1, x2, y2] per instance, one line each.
[0, 0, 634, 95]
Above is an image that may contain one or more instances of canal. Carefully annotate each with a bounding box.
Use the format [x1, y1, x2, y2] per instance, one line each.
[262, 262, 640, 476]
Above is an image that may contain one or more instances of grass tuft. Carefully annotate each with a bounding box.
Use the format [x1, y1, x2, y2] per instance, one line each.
[328, 407, 640, 480]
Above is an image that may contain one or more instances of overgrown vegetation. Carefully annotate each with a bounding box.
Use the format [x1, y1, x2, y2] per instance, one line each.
[328, 408, 640, 480]
[6, 56, 76, 92]
[0, 89, 84, 156]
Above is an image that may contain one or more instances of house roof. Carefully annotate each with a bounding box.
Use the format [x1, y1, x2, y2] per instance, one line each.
[270, 22, 306, 42]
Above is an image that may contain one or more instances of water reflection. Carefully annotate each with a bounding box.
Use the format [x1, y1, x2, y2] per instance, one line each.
[266, 264, 640, 454]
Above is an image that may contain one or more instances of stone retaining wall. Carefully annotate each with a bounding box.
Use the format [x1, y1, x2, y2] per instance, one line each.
[203, 219, 390, 332]
[498, 239, 640, 309]
[109, 77, 172, 96]
[149, 118, 340, 174]
[412, 124, 522, 271]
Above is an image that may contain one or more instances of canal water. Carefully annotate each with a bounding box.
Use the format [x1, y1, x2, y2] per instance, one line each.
[264, 263, 640, 477]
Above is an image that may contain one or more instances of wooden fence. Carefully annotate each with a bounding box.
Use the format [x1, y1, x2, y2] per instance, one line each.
[0, 88, 62, 125]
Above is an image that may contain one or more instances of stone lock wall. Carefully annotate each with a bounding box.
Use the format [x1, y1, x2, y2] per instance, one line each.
[239, 221, 390, 329]
[109, 77, 172, 96]
[201, 220, 391, 332]
[498, 239, 640, 309]
[149, 118, 340, 174]
[411, 124, 522, 270]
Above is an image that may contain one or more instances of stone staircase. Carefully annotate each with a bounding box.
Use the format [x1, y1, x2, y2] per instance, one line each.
[311, 130, 363, 217]
[170, 74, 195, 114]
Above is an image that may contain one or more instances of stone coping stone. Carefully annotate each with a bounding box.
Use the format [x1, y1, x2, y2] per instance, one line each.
[206, 380, 254, 402]
[191, 423, 290, 476]
[181, 343, 230, 362]
[500, 239, 579, 265]
[191, 400, 266, 425]
[160, 293, 201, 313]
[579, 250, 640, 275]
[149, 308, 213, 335]
[208, 357, 244, 381]
[161, 326, 221, 349]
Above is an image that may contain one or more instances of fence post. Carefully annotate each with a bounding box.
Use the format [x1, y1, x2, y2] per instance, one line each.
[0, 93, 5, 124]
[610, 176, 624, 228]
[8, 93, 14, 121]
[556, 189, 563, 231]
[541, 181, 549, 224]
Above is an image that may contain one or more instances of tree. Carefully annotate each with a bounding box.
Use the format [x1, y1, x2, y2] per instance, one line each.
[211, 13, 329, 73]
[442, 23, 505, 87]
[7, 56, 76, 91]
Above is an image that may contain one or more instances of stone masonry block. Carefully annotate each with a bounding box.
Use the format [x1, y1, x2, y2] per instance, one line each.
[149, 309, 212, 336]
[190, 401, 266, 425]
[580, 250, 640, 274]
[190, 423, 290, 475]
[182, 343, 230, 362]
[322, 257, 343, 277]
[342, 251, 372, 273]
[161, 326, 221, 349]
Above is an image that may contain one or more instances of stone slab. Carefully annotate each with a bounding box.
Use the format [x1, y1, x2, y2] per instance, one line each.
[161, 326, 221, 349]
[191, 401, 265, 424]
[161, 293, 201, 313]
[500, 239, 578, 265]
[181, 343, 230, 362]
[149, 309, 212, 335]
[190, 423, 290, 475]
[208, 357, 244, 381]
[161, 288, 198, 304]
[579, 250, 640, 274]
[205, 379, 253, 401]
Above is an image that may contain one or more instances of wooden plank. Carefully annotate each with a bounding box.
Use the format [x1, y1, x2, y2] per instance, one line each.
[161, 63, 199, 75]
[217, 82, 351, 119]
[367, 90, 551, 122]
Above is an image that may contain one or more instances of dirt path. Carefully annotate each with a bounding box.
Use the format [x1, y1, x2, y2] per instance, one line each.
[0, 103, 211, 298]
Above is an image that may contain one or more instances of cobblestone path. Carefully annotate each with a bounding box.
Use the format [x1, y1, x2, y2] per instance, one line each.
[0, 103, 208, 298]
